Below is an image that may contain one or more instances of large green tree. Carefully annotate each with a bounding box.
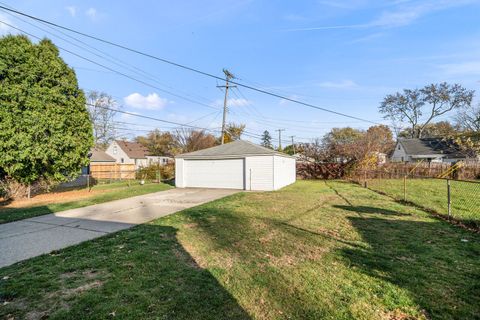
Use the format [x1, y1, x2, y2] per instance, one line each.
[0, 35, 93, 197]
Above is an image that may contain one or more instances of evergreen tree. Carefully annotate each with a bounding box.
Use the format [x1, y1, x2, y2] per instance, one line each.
[261, 130, 273, 149]
[0, 35, 93, 197]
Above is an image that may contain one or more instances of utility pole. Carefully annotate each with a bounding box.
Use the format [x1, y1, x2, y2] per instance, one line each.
[290, 135, 296, 154]
[217, 69, 236, 144]
[276, 129, 285, 151]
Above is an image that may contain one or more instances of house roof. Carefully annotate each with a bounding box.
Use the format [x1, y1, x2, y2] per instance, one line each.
[89, 147, 115, 162]
[176, 140, 295, 159]
[398, 138, 466, 158]
[115, 140, 150, 159]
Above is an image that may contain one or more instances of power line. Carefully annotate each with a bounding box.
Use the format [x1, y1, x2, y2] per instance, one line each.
[0, 18, 220, 112]
[0, 5, 383, 125]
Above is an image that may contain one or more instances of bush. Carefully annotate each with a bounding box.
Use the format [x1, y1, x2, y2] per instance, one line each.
[136, 163, 175, 181]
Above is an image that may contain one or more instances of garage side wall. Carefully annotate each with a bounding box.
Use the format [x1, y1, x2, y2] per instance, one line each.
[245, 156, 274, 191]
[175, 158, 185, 188]
[273, 156, 296, 190]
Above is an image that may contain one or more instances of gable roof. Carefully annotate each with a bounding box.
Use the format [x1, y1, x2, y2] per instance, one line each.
[176, 140, 294, 159]
[89, 147, 116, 162]
[115, 140, 150, 159]
[398, 138, 466, 158]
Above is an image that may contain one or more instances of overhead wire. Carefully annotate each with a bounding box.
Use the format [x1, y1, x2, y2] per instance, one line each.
[0, 4, 385, 126]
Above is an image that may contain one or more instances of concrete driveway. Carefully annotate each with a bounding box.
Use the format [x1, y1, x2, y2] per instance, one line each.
[0, 188, 238, 268]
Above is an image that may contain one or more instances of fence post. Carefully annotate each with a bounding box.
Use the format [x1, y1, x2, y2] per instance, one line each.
[403, 175, 407, 202]
[87, 173, 90, 191]
[447, 179, 451, 220]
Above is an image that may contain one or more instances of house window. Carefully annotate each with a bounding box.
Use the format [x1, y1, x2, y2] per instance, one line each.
[113, 146, 117, 154]
[121, 158, 124, 163]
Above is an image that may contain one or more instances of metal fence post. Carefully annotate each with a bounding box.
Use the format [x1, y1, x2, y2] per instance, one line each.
[447, 179, 451, 219]
[403, 175, 407, 202]
[87, 173, 90, 191]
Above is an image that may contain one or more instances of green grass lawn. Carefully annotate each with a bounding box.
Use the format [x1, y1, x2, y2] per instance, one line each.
[366, 178, 480, 227]
[1, 181, 479, 319]
[0, 181, 172, 224]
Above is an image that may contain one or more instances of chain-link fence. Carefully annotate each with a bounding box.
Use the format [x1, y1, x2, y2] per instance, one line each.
[351, 170, 480, 229]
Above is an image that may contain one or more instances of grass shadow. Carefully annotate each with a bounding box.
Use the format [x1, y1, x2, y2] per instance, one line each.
[0, 223, 250, 319]
[333, 205, 411, 216]
[341, 216, 480, 320]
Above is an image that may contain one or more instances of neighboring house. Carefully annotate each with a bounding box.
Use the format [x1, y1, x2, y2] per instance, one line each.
[105, 140, 172, 168]
[373, 152, 387, 165]
[175, 140, 296, 191]
[61, 148, 116, 187]
[89, 147, 116, 166]
[391, 138, 469, 163]
[292, 153, 315, 163]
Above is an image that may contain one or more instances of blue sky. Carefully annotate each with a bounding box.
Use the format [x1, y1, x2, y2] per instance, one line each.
[1, 0, 480, 145]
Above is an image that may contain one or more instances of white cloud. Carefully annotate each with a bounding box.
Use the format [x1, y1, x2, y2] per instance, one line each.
[212, 98, 251, 108]
[66, 6, 76, 17]
[438, 61, 480, 76]
[285, 0, 477, 31]
[85, 7, 98, 20]
[229, 98, 251, 107]
[124, 93, 168, 110]
[318, 80, 358, 89]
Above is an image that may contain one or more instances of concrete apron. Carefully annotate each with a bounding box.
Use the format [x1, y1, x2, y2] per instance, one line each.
[0, 188, 238, 268]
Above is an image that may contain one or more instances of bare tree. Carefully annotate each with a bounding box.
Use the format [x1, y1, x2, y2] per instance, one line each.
[87, 91, 119, 148]
[455, 104, 480, 132]
[173, 128, 217, 154]
[380, 83, 474, 138]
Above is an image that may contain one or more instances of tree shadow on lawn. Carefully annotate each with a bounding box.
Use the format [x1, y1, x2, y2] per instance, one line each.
[178, 192, 480, 319]
[341, 215, 480, 320]
[0, 223, 251, 320]
[0, 205, 55, 224]
[333, 205, 411, 216]
[176, 204, 376, 319]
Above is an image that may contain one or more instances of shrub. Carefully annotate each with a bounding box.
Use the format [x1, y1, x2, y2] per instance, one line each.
[135, 163, 175, 181]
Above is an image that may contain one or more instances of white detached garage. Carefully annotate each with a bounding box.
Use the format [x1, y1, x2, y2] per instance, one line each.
[175, 140, 296, 191]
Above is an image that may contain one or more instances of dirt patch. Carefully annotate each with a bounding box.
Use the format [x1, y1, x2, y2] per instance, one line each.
[383, 309, 428, 320]
[0, 189, 106, 210]
[63, 280, 103, 297]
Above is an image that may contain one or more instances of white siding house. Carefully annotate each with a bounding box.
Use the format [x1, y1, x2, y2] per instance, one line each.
[175, 140, 296, 191]
[391, 138, 468, 163]
[105, 140, 173, 168]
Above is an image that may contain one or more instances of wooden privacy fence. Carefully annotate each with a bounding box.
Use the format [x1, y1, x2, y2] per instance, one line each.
[89, 164, 136, 180]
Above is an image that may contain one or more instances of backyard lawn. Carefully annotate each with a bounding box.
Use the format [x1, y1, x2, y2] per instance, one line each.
[1, 181, 479, 319]
[0, 181, 172, 224]
[366, 178, 480, 227]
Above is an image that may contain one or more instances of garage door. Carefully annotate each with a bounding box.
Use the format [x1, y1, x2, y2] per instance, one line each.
[184, 159, 244, 189]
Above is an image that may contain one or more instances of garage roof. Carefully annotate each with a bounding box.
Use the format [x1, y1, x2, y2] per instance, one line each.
[176, 140, 295, 159]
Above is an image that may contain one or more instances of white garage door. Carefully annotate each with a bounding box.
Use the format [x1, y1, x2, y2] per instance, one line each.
[184, 159, 245, 189]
